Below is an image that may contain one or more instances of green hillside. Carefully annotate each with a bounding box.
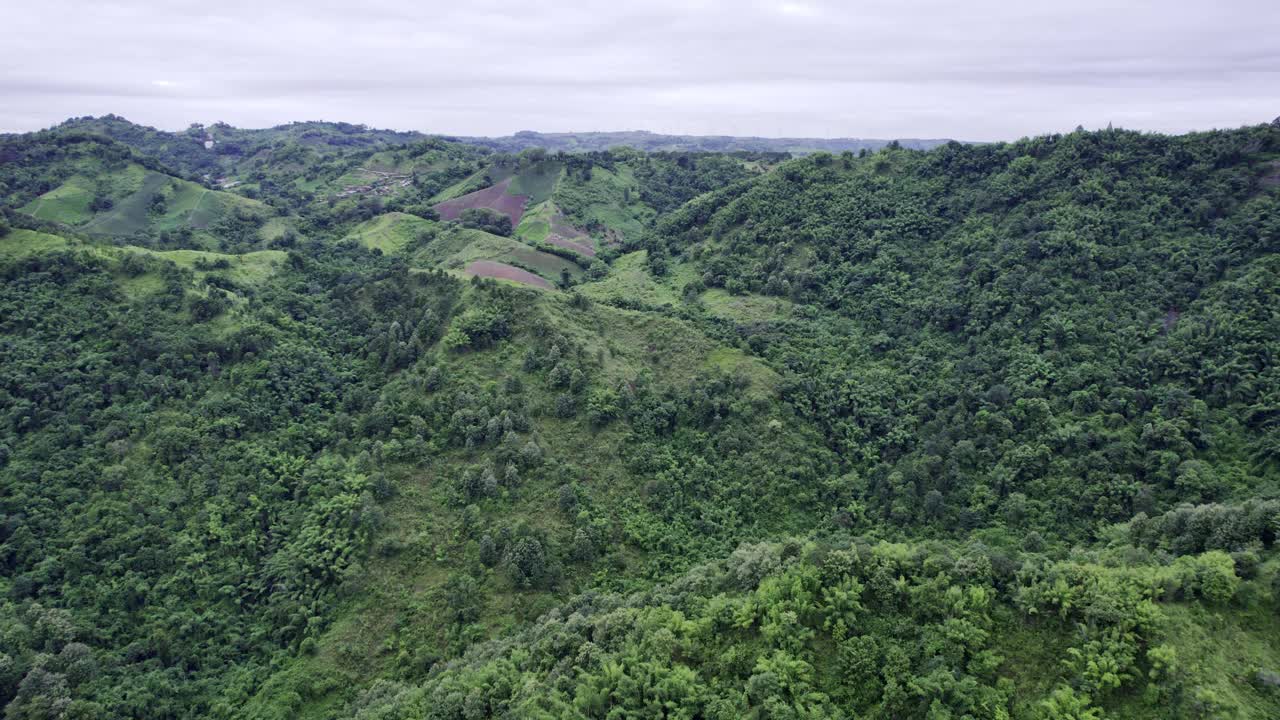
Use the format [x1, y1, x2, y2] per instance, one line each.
[3, 133, 286, 251]
[1, 118, 1278, 720]
[411, 225, 586, 286]
[342, 212, 438, 254]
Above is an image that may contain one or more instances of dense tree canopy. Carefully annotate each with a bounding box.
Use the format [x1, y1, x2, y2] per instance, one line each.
[1, 118, 1277, 719]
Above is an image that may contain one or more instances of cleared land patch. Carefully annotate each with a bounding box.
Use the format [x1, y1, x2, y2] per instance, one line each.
[434, 177, 528, 226]
[544, 234, 596, 258]
[518, 201, 596, 257]
[429, 165, 516, 204]
[21, 177, 95, 225]
[416, 227, 581, 285]
[464, 260, 550, 289]
[82, 172, 169, 235]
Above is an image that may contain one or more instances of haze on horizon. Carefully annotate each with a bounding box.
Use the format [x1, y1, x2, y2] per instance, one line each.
[2, 0, 1277, 141]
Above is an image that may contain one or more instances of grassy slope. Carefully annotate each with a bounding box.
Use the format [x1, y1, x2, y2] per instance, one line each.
[514, 201, 555, 243]
[515, 200, 596, 250]
[554, 164, 653, 241]
[576, 250, 690, 306]
[699, 287, 794, 323]
[21, 162, 272, 242]
[20, 176, 96, 225]
[342, 212, 437, 254]
[578, 252, 794, 325]
[429, 165, 517, 204]
[124, 247, 287, 286]
[412, 227, 583, 284]
[0, 229, 74, 258]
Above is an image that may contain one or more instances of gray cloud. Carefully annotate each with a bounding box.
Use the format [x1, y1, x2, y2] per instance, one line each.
[2, 0, 1277, 139]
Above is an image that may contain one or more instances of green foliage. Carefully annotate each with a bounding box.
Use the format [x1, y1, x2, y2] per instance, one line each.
[0, 241, 459, 716]
[2, 117, 1279, 720]
[656, 123, 1280, 540]
[457, 208, 512, 237]
[442, 294, 513, 350]
[335, 540, 1277, 719]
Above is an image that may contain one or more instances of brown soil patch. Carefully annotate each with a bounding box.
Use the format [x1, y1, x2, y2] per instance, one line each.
[464, 260, 550, 289]
[550, 215, 587, 238]
[434, 178, 528, 226]
[545, 234, 596, 258]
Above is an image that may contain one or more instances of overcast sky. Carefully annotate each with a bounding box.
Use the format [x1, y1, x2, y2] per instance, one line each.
[2, 0, 1277, 140]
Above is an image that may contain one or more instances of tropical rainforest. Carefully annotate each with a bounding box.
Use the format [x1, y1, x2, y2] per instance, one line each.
[0, 115, 1278, 720]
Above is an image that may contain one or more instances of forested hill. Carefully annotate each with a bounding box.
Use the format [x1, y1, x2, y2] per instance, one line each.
[0, 118, 1278, 720]
[651, 124, 1280, 535]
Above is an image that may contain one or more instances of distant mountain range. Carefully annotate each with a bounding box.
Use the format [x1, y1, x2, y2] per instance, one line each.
[447, 129, 957, 154]
[33, 116, 957, 161]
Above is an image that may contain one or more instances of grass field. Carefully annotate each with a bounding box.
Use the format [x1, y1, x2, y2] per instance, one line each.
[516, 201, 596, 256]
[515, 201, 555, 243]
[81, 172, 169, 235]
[122, 246, 288, 287]
[154, 182, 222, 230]
[413, 227, 582, 285]
[20, 162, 270, 241]
[577, 251, 683, 306]
[258, 217, 293, 242]
[699, 287, 793, 323]
[342, 212, 436, 254]
[0, 229, 73, 258]
[553, 165, 654, 242]
[20, 176, 96, 225]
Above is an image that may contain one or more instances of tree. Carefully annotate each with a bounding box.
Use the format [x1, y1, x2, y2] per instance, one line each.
[458, 208, 513, 236]
[1036, 685, 1101, 720]
[507, 537, 549, 589]
[7, 666, 72, 720]
[520, 441, 543, 466]
[558, 484, 577, 513]
[478, 534, 498, 567]
[554, 393, 577, 418]
[569, 528, 595, 562]
[442, 574, 484, 624]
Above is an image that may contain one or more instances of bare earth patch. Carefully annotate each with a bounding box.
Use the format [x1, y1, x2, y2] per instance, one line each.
[434, 177, 529, 226]
[550, 215, 588, 238]
[464, 260, 551, 289]
[545, 234, 596, 257]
